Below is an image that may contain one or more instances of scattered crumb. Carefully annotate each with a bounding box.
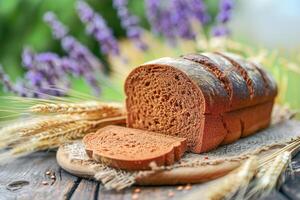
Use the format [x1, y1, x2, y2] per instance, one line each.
[42, 181, 48, 185]
[132, 193, 139, 200]
[50, 175, 56, 180]
[134, 188, 141, 193]
[184, 184, 192, 190]
[168, 191, 174, 197]
[46, 171, 51, 175]
[176, 186, 183, 191]
[149, 162, 158, 170]
[204, 156, 209, 160]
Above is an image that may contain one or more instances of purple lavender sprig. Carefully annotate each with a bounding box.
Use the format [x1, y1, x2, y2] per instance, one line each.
[21, 48, 70, 97]
[212, 0, 234, 37]
[145, 0, 177, 43]
[43, 11, 103, 95]
[0, 65, 17, 93]
[171, 0, 195, 40]
[44, 11, 104, 70]
[113, 0, 148, 50]
[43, 12, 68, 39]
[76, 0, 121, 56]
[145, 0, 198, 43]
[188, 0, 211, 25]
[0, 64, 36, 97]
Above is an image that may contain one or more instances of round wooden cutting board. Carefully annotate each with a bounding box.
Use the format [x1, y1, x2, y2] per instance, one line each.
[57, 144, 241, 185]
[57, 141, 241, 185]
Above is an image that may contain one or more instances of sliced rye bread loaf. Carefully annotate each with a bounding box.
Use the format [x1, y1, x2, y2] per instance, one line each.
[83, 125, 187, 170]
[125, 52, 277, 153]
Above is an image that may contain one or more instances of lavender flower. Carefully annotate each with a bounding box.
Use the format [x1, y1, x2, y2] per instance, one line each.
[188, 0, 211, 24]
[145, 0, 177, 43]
[145, 0, 198, 43]
[22, 47, 35, 69]
[44, 12, 68, 39]
[43, 12, 103, 95]
[171, 0, 195, 40]
[14, 80, 32, 97]
[21, 48, 70, 97]
[76, 0, 120, 56]
[212, 0, 234, 37]
[211, 25, 230, 37]
[113, 0, 148, 50]
[144, 0, 160, 34]
[61, 57, 83, 76]
[61, 36, 102, 71]
[60, 36, 103, 95]
[44, 12, 103, 71]
[0, 65, 16, 93]
[0, 64, 33, 97]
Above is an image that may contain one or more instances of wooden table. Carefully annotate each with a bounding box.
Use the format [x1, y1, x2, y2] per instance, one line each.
[0, 151, 299, 200]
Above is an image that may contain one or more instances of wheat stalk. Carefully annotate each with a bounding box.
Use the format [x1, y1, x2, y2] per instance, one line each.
[245, 151, 290, 200]
[243, 138, 300, 199]
[259, 138, 300, 167]
[0, 116, 52, 137]
[30, 101, 124, 114]
[0, 114, 107, 148]
[183, 138, 300, 200]
[0, 115, 126, 164]
[184, 157, 258, 200]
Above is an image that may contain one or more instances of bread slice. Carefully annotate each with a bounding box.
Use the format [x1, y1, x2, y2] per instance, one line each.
[83, 125, 187, 170]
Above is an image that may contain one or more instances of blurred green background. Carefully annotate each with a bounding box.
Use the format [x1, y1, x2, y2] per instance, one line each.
[0, 0, 300, 113]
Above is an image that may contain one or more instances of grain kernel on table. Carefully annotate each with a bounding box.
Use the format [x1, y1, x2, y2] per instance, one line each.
[134, 188, 141, 193]
[176, 186, 183, 191]
[45, 171, 51, 175]
[132, 193, 139, 200]
[42, 181, 48, 185]
[168, 191, 174, 197]
[184, 184, 192, 190]
[50, 175, 56, 179]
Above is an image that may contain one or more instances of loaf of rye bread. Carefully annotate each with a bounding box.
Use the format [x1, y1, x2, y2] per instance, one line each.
[83, 125, 187, 170]
[125, 52, 277, 153]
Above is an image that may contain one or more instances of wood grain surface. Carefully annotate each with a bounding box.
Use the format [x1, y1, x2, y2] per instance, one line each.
[0, 150, 299, 200]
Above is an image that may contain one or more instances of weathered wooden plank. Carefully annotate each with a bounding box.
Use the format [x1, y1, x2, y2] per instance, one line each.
[262, 190, 289, 200]
[279, 151, 300, 200]
[0, 151, 78, 200]
[70, 179, 98, 200]
[96, 184, 200, 200]
[96, 185, 130, 200]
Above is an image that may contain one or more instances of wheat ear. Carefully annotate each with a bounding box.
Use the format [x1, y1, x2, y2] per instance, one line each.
[0, 138, 63, 164]
[30, 101, 124, 114]
[0, 114, 98, 148]
[244, 138, 300, 199]
[0, 116, 126, 164]
[184, 157, 257, 200]
[245, 151, 290, 200]
[0, 116, 53, 137]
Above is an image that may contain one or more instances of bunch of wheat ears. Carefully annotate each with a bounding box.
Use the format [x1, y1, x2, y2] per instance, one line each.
[185, 137, 300, 200]
[0, 91, 126, 163]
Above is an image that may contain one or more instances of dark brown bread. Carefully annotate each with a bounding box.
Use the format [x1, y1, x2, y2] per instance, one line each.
[125, 52, 277, 153]
[83, 125, 187, 170]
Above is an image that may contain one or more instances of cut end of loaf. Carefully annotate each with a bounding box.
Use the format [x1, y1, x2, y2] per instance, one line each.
[83, 125, 187, 170]
[124, 64, 204, 151]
